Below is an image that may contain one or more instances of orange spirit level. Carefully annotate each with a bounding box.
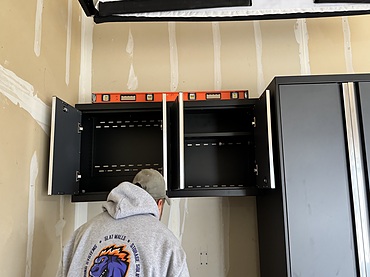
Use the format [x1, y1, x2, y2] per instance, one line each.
[92, 90, 248, 103]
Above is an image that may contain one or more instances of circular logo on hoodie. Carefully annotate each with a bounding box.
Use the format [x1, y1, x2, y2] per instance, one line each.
[84, 234, 141, 277]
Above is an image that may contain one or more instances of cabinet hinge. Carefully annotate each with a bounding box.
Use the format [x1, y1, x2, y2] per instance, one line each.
[252, 117, 256, 127]
[78, 123, 83, 133]
[254, 164, 259, 176]
[76, 171, 82, 182]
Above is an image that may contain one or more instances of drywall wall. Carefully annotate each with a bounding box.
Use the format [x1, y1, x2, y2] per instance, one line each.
[0, 0, 81, 276]
[2, 0, 370, 276]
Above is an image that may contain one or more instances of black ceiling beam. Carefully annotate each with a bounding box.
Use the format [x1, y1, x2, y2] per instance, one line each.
[98, 0, 251, 16]
[93, 9, 370, 23]
[315, 0, 370, 2]
[78, 0, 98, 16]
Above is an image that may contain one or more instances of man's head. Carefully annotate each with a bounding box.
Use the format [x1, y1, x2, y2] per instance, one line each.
[132, 169, 170, 218]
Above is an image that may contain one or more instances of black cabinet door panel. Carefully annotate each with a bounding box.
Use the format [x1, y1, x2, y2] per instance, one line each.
[48, 97, 81, 195]
[278, 83, 357, 277]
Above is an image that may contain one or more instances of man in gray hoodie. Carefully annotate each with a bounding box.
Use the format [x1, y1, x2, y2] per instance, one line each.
[58, 169, 189, 277]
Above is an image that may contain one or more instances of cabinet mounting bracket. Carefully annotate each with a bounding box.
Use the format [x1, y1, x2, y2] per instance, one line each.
[252, 117, 256, 127]
[254, 164, 259, 175]
[76, 171, 82, 182]
[78, 123, 83, 133]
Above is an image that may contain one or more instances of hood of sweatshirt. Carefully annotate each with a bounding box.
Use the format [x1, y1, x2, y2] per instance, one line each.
[102, 181, 159, 220]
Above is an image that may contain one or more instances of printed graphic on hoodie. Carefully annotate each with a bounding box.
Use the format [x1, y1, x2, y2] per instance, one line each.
[83, 234, 142, 277]
[89, 245, 130, 277]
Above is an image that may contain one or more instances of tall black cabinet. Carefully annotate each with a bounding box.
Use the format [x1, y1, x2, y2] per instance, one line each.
[257, 74, 370, 277]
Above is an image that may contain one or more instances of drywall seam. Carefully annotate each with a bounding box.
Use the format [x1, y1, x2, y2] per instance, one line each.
[65, 0, 73, 86]
[126, 27, 138, 90]
[127, 64, 138, 90]
[0, 65, 51, 134]
[55, 196, 66, 237]
[168, 199, 188, 244]
[34, 0, 43, 57]
[76, 14, 94, 230]
[126, 26, 134, 58]
[166, 22, 183, 244]
[168, 199, 181, 241]
[56, 196, 66, 275]
[25, 152, 38, 277]
[221, 198, 230, 275]
[212, 22, 222, 90]
[78, 16, 94, 104]
[342, 16, 354, 73]
[294, 18, 311, 75]
[74, 203, 88, 230]
[168, 22, 179, 92]
[253, 21, 265, 95]
[179, 199, 188, 243]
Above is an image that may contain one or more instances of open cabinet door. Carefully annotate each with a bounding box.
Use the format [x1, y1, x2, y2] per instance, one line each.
[254, 90, 276, 189]
[166, 94, 182, 192]
[48, 96, 82, 195]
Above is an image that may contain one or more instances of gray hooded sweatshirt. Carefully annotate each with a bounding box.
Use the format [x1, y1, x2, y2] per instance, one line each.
[58, 182, 190, 277]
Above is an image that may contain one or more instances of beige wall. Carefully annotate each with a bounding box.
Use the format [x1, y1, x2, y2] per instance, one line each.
[92, 16, 370, 96]
[1, 1, 370, 276]
[0, 0, 81, 276]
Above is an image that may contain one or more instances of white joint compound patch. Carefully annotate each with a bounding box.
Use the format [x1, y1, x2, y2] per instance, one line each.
[75, 15, 94, 231]
[167, 199, 189, 244]
[126, 28, 134, 58]
[66, 0, 73, 86]
[212, 22, 222, 90]
[79, 16, 94, 103]
[179, 199, 188, 243]
[294, 19, 311, 75]
[342, 16, 354, 73]
[34, 0, 44, 57]
[25, 152, 38, 277]
[55, 196, 66, 237]
[253, 21, 265, 95]
[0, 65, 50, 134]
[126, 28, 138, 90]
[168, 199, 181, 242]
[74, 203, 88, 230]
[127, 64, 138, 90]
[221, 198, 230, 275]
[168, 22, 179, 92]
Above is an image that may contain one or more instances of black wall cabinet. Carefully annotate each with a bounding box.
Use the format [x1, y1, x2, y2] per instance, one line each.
[48, 93, 273, 202]
[257, 74, 370, 277]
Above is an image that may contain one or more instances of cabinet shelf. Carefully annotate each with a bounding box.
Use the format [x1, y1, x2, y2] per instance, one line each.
[184, 131, 252, 138]
[168, 186, 259, 198]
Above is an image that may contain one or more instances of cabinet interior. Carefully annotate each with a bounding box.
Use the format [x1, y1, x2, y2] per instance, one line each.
[167, 99, 258, 197]
[184, 104, 255, 189]
[78, 108, 164, 198]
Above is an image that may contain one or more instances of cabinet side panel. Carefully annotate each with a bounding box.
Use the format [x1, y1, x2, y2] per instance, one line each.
[257, 191, 288, 277]
[279, 83, 357, 277]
